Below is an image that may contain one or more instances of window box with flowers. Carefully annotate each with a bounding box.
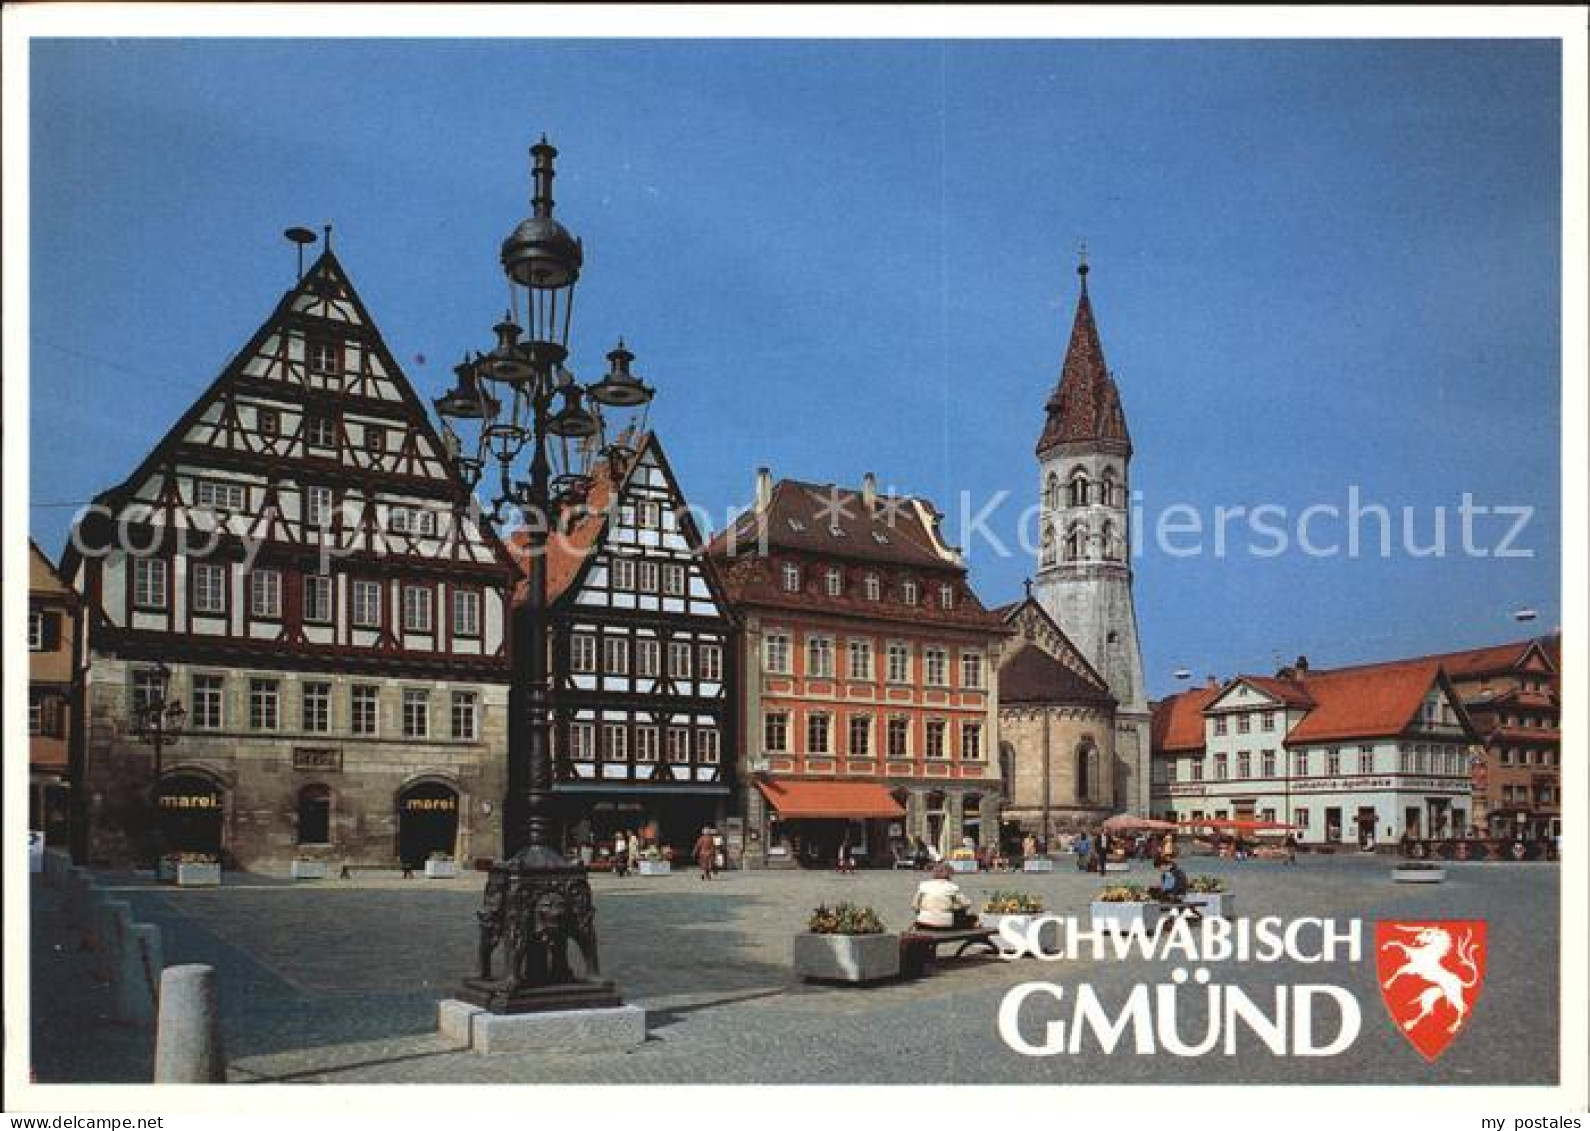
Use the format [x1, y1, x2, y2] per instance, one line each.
[793, 903, 900, 983]
[1089, 885, 1164, 933]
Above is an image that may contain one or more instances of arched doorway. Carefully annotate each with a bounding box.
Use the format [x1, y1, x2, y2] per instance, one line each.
[157, 774, 224, 857]
[397, 780, 459, 867]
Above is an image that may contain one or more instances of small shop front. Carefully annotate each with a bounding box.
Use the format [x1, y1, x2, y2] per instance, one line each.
[557, 782, 731, 862]
[755, 779, 908, 869]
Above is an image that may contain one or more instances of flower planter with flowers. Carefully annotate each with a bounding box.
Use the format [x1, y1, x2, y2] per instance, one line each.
[638, 847, 672, 876]
[947, 848, 979, 874]
[1186, 875, 1234, 917]
[980, 891, 1047, 950]
[1391, 862, 1446, 884]
[794, 903, 899, 983]
[163, 853, 221, 887]
[1089, 885, 1164, 933]
[424, 853, 457, 879]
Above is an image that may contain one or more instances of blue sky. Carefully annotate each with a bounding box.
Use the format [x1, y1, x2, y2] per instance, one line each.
[27, 38, 1562, 695]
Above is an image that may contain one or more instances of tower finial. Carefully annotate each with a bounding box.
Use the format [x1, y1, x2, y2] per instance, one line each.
[1077, 239, 1089, 281]
[323, 223, 333, 251]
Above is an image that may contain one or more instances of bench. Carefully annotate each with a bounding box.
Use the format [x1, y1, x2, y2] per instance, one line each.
[898, 925, 1001, 979]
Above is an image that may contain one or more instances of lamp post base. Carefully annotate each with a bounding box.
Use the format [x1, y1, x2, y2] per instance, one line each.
[465, 844, 623, 1015]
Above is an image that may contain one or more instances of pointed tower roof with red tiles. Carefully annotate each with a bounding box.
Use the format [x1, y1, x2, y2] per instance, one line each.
[1037, 259, 1132, 457]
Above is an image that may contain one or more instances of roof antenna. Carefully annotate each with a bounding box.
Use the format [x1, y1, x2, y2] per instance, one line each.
[284, 226, 317, 280]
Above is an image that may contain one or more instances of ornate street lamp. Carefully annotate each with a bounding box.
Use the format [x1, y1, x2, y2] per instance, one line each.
[436, 136, 653, 1014]
[130, 661, 186, 863]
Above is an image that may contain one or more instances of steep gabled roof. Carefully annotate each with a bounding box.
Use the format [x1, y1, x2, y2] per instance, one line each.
[996, 593, 1112, 696]
[1216, 675, 1316, 710]
[1000, 643, 1116, 706]
[1037, 266, 1131, 456]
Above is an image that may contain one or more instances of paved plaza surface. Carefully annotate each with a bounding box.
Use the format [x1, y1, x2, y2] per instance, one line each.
[31, 853, 1559, 1086]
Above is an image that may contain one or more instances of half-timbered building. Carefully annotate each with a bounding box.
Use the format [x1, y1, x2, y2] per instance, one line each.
[65, 244, 514, 870]
[515, 433, 736, 857]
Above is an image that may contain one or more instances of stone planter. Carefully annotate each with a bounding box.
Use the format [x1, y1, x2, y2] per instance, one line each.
[638, 860, 672, 876]
[1391, 865, 1446, 884]
[1187, 891, 1234, 918]
[1104, 860, 1132, 874]
[980, 912, 1055, 953]
[176, 862, 221, 887]
[947, 859, 979, 874]
[1022, 857, 1055, 873]
[792, 932, 901, 984]
[1089, 901, 1163, 933]
[291, 859, 329, 881]
[424, 859, 458, 879]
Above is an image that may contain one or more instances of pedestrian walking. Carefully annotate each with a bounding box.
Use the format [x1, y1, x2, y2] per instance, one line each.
[612, 830, 630, 877]
[1073, 831, 1092, 872]
[694, 826, 717, 880]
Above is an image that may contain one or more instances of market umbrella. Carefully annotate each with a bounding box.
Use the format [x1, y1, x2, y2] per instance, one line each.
[1102, 814, 1180, 833]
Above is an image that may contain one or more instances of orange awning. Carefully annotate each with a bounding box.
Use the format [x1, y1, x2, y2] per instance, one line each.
[756, 780, 906, 819]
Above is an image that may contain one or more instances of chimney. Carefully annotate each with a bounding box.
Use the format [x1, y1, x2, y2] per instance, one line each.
[862, 472, 877, 511]
[1205, 675, 1219, 689]
[1295, 655, 1310, 675]
[755, 467, 773, 512]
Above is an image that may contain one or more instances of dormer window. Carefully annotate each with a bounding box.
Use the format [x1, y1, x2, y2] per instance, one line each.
[782, 563, 801, 592]
[864, 574, 880, 601]
[902, 580, 918, 606]
[825, 568, 843, 597]
[939, 584, 954, 609]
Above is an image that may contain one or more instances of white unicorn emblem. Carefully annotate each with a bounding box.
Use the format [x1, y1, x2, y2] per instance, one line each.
[1380, 925, 1481, 1034]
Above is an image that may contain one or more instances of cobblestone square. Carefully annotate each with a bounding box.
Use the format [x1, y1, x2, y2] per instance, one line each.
[32, 853, 1560, 1086]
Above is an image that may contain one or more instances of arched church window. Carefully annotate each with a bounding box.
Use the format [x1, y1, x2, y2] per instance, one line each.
[1102, 520, 1119, 561]
[1101, 468, 1117, 508]
[1045, 473, 1060, 512]
[1068, 471, 1090, 508]
[1065, 523, 1085, 562]
[1041, 526, 1057, 568]
[1076, 742, 1096, 803]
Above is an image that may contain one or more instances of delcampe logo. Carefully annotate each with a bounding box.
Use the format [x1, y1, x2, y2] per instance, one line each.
[1375, 920, 1487, 1062]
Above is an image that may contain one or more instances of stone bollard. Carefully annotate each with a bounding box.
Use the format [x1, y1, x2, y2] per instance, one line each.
[115, 923, 164, 1025]
[93, 899, 132, 982]
[154, 965, 226, 1083]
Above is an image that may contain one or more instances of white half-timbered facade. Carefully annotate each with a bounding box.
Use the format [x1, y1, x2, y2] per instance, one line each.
[530, 433, 736, 856]
[65, 247, 513, 870]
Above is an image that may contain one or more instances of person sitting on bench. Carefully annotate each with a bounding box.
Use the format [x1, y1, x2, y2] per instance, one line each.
[912, 862, 979, 929]
[1150, 856, 1189, 903]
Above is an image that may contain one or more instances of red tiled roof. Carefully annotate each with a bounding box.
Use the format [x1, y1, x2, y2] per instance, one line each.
[755, 779, 906, 819]
[1281, 659, 1445, 744]
[1152, 686, 1221, 753]
[1036, 272, 1131, 456]
[1228, 675, 1316, 709]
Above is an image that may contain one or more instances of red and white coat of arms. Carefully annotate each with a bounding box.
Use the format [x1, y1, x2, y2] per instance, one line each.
[1375, 920, 1487, 1061]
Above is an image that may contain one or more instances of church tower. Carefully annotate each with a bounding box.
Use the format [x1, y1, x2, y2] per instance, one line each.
[1032, 257, 1152, 814]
